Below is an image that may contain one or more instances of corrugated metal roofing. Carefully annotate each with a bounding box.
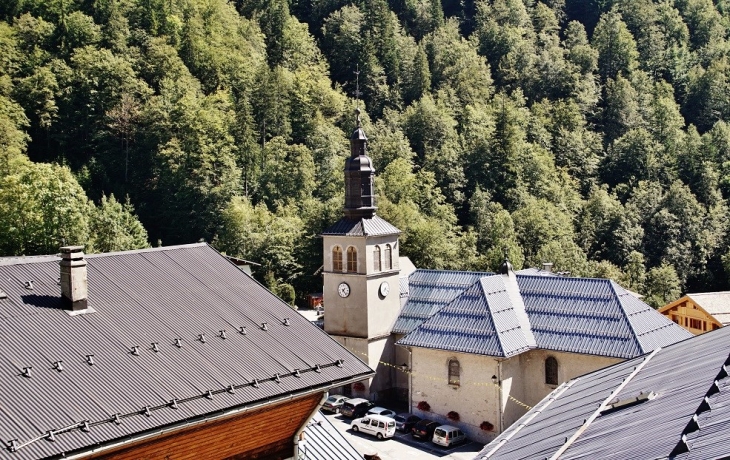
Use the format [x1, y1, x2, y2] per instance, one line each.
[687, 292, 730, 325]
[398, 276, 536, 357]
[392, 269, 494, 334]
[519, 275, 691, 358]
[477, 325, 730, 459]
[396, 272, 690, 359]
[321, 215, 400, 237]
[0, 244, 372, 459]
[298, 412, 362, 460]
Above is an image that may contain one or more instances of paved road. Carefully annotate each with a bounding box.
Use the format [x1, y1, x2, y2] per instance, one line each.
[320, 411, 484, 460]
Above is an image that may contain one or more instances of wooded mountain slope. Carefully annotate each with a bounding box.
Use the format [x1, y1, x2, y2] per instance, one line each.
[1, 0, 729, 307]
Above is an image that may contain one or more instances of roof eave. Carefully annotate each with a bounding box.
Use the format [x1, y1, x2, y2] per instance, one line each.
[60, 370, 374, 460]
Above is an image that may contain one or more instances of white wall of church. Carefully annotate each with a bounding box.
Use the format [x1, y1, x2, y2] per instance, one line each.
[514, 349, 621, 418]
[409, 347, 502, 444]
[408, 346, 625, 443]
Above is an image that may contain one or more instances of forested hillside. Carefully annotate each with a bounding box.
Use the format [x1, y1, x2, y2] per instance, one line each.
[1, 0, 729, 307]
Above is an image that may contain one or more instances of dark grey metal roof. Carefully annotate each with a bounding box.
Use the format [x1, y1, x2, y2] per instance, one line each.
[299, 412, 362, 460]
[321, 215, 400, 237]
[477, 325, 730, 459]
[392, 269, 494, 334]
[396, 273, 690, 359]
[0, 244, 372, 459]
[398, 276, 536, 357]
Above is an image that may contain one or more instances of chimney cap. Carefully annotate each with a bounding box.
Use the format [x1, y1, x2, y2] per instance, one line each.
[60, 245, 85, 253]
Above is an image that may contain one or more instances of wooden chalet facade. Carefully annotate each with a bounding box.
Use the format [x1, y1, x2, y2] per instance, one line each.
[87, 393, 322, 460]
[659, 293, 729, 334]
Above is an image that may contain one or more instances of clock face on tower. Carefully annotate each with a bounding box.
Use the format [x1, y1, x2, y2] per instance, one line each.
[338, 282, 350, 298]
[379, 281, 390, 297]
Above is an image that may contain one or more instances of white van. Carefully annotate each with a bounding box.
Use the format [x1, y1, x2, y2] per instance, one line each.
[432, 425, 467, 447]
[351, 414, 397, 439]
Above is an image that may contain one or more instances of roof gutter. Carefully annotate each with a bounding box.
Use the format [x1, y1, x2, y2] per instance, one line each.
[59, 373, 372, 460]
[292, 392, 329, 460]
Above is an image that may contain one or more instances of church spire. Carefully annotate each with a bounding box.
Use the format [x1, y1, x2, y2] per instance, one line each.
[343, 67, 376, 219]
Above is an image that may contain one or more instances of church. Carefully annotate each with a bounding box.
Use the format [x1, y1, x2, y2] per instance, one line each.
[320, 109, 692, 443]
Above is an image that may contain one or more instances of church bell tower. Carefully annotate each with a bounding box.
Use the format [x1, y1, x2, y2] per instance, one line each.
[321, 105, 401, 400]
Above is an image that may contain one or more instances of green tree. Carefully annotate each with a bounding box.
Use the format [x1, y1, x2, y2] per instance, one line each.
[216, 196, 304, 285]
[89, 193, 150, 252]
[0, 161, 92, 256]
[644, 262, 681, 307]
[592, 11, 639, 82]
[0, 95, 30, 176]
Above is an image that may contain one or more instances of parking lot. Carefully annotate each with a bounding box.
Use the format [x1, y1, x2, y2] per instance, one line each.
[320, 410, 484, 460]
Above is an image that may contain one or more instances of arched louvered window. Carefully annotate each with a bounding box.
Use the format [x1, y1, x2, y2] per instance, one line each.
[384, 244, 392, 270]
[347, 247, 357, 273]
[373, 245, 381, 272]
[448, 359, 460, 386]
[545, 357, 558, 385]
[332, 246, 343, 272]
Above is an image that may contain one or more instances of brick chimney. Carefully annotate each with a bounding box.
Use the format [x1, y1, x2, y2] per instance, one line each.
[542, 262, 553, 273]
[60, 246, 88, 311]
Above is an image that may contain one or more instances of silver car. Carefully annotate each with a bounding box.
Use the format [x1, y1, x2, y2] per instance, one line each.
[322, 395, 349, 413]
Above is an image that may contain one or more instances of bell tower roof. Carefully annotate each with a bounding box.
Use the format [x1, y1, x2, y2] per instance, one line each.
[344, 106, 377, 219]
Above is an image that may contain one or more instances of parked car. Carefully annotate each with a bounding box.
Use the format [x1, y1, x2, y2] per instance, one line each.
[340, 398, 374, 418]
[411, 419, 440, 440]
[351, 414, 396, 440]
[432, 425, 467, 447]
[322, 395, 349, 413]
[394, 413, 421, 432]
[366, 407, 396, 418]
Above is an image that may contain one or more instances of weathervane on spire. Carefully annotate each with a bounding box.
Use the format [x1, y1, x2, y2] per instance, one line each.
[353, 65, 362, 127]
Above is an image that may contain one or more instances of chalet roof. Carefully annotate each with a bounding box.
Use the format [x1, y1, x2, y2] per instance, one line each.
[0, 243, 372, 459]
[321, 215, 400, 237]
[299, 412, 362, 460]
[477, 325, 730, 460]
[396, 272, 691, 359]
[686, 292, 730, 325]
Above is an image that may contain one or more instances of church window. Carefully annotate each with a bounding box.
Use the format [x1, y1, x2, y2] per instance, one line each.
[374, 246, 381, 272]
[545, 357, 558, 385]
[347, 247, 357, 273]
[332, 246, 343, 272]
[384, 244, 392, 270]
[448, 359, 460, 386]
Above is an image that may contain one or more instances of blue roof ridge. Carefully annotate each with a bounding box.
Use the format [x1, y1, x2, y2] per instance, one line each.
[478, 277, 509, 357]
[551, 346, 662, 458]
[609, 279, 644, 355]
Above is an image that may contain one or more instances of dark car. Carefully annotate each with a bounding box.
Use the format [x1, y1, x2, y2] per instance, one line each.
[411, 419, 439, 440]
[340, 398, 374, 418]
[322, 395, 349, 413]
[394, 413, 421, 432]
